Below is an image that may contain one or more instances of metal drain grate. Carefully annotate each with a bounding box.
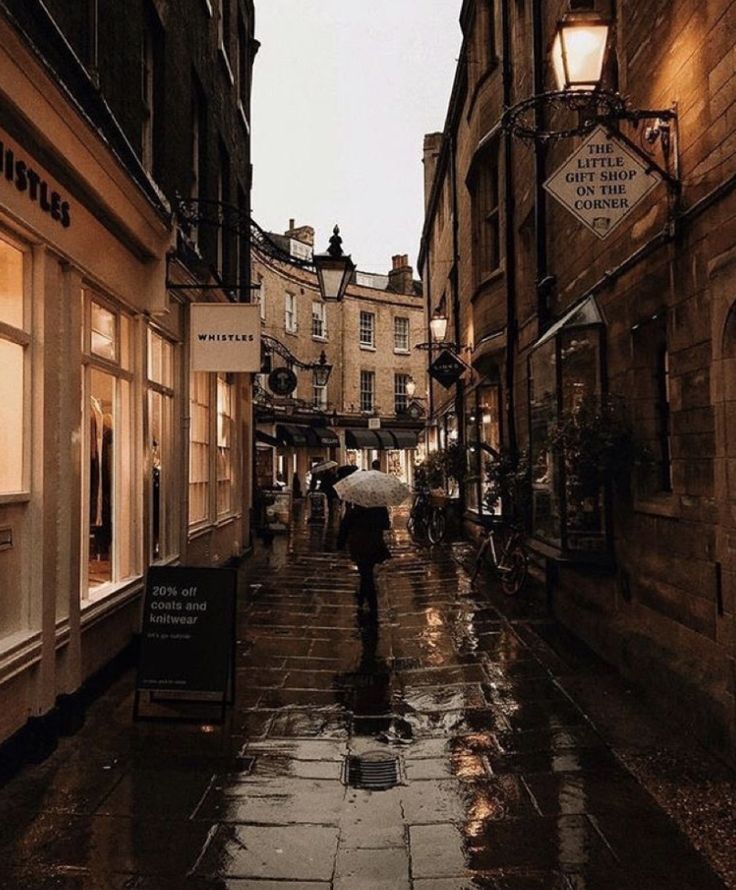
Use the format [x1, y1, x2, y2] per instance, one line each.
[344, 751, 401, 790]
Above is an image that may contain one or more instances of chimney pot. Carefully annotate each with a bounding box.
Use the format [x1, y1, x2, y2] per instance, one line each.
[289, 218, 295, 230]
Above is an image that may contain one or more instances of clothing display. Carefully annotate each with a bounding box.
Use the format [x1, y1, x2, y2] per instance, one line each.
[89, 395, 113, 576]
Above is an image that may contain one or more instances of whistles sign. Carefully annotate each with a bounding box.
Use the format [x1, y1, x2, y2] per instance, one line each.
[190, 302, 262, 371]
[0, 139, 71, 229]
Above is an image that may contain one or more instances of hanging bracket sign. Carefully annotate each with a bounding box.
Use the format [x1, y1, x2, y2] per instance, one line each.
[429, 350, 466, 389]
[544, 126, 661, 239]
[191, 303, 261, 371]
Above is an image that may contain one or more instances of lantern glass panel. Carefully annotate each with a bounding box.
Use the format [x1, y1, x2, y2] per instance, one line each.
[552, 23, 609, 90]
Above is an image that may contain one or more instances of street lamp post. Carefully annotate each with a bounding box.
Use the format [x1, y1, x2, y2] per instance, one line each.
[313, 225, 355, 303]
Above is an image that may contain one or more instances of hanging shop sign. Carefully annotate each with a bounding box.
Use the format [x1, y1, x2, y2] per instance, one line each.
[268, 366, 297, 395]
[191, 303, 261, 371]
[134, 565, 237, 721]
[430, 350, 466, 389]
[0, 137, 71, 228]
[544, 126, 660, 239]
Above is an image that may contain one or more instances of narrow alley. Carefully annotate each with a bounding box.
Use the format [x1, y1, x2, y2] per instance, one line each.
[0, 508, 732, 889]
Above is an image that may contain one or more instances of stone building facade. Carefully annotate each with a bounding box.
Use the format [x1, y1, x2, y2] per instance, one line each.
[420, 0, 736, 758]
[252, 223, 427, 488]
[0, 0, 256, 755]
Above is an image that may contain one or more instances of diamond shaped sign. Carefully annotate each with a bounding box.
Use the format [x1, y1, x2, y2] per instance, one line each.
[430, 350, 465, 389]
[544, 126, 660, 239]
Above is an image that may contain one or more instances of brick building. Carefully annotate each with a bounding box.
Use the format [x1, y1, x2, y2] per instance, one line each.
[0, 0, 256, 753]
[420, 0, 736, 758]
[252, 222, 427, 489]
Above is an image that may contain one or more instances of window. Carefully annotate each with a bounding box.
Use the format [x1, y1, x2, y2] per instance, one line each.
[394, 374, 410, 414]
[528, 297, 606, 554]
[466, 385, 502, 516]
[394, 317, 410, 352]
[285, 292, 297, 333]
[189, 372, 211, 525]
[633, 313, 672, 494]
[360, 370, 375, 412]
[0, 235, 27, 495]
[257, 274, 266, 320]
[313, 382, 328, 410]
[217, 374, 235, 516]
[147, 330, 176, 561]
[359, 311, 375, 348]
[472, 146, 501, 284]
[312, 301, 327, 339]
[83, 292, 136, 596]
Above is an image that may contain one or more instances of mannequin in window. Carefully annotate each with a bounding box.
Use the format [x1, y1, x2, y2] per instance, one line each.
[152, 438, 161, 558]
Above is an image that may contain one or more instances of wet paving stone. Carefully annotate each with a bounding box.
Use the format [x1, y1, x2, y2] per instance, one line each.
[0, 509, 731, 888]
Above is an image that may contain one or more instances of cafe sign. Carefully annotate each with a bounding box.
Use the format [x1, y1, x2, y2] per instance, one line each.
[191, 303, 261, 371]
[544, 126, 660, 239]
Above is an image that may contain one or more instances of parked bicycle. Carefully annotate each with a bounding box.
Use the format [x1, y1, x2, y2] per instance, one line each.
[470, 517, 528, 596]
[407, 487, 447, 545]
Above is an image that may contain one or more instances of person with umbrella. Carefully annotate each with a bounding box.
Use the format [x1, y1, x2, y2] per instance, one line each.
[335, 470, 410, 621]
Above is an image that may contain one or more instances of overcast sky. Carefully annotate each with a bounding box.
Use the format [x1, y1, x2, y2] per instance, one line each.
[251, 1, 463, 276]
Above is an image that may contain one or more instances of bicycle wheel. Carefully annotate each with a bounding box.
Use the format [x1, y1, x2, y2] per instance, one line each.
[427, 508, 446, 544]
[500, 546, 528, 596]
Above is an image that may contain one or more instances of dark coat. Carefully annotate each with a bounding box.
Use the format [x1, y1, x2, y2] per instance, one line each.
[338, 505, 391, 564]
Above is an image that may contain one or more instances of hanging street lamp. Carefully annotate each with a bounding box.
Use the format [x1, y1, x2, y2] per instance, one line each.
[551, 10, 610, 92]
[405, 377, 417, 398]
[313, 225, 355, 302]
[429, 309, 449, 343]
[312, 350, 332, 387]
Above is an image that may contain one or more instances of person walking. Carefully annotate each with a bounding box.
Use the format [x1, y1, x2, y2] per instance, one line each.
[337, 504, 391, 619]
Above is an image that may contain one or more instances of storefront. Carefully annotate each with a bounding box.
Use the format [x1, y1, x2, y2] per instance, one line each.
[464, 379, 502, 519]
[0, 45, 251, 749]
[343, 427, 419, 484]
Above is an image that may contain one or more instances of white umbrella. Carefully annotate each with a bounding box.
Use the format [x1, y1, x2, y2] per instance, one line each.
[333, 470, 410, 507]
[310, 459, 338, 474]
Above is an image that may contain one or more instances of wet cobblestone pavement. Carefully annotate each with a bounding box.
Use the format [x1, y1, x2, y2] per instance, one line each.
[0, 506, 734, 889]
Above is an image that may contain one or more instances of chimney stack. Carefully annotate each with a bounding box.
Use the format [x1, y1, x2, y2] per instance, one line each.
[388, 254, 414, 295]
[284, 220, 314, 247]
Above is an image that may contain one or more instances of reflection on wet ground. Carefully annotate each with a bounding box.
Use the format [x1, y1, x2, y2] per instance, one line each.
[0, 504, 732, 888]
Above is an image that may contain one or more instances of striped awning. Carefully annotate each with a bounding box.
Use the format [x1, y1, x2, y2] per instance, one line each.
[276, 423, 308, 445]
[256, 430, 279, 447]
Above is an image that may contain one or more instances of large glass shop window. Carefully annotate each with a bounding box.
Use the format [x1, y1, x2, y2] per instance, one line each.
[216, 374, 235, 517]
[528, 300, 606, 553]
[147, 330, 175, 560]
[0, 236, 26, 495]
[189, 372, 211, 525]
[83, 294, 136, 595]
[465, 384, 502, 517]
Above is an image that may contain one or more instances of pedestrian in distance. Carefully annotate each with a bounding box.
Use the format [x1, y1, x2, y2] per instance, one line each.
[371, 459, 381, 470]
[337, 503, 391, 620]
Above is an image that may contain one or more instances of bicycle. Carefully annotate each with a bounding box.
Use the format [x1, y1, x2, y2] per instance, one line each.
[407, 488, 447, 545]
[470, 517, 528, 596]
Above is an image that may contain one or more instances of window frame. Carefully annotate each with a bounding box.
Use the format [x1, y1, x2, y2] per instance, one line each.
[360, 370, 375, 413]
[393, 316, 410, 353]
[312, 301, 327, 340]
[359, 310, 375, 349]
[394, 373, 410, 415]
[471, 143, 502, 286]
[284, 291, 297, 334]
[146, 328, 177, 563]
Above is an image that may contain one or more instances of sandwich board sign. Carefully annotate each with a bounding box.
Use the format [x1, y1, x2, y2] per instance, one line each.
[544, 126, 660, 239]
[134, 565, 237, 723]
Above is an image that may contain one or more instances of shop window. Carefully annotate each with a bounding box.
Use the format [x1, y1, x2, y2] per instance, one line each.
[394, 317, 410, 352]
[312, 301, 327, 339]
[359, 311, 375, 348]
[82, 291, 137, 596]
[217, 374, 234, 516]
[285, 292, 297, 333]
[632, 313, 672, 494]
[465, 384, 502, 516]
[360, 370, 375, 412]
[394, 373, 410, 414]
[471, 144, 501, 285]
[189, 372, 211, 525]
[528, 297, 607, 554]
[147, 330, 176, 561]
[0, 237, 27, 495]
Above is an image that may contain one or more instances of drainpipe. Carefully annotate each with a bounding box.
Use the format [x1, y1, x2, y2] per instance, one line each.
[449, 133, 465, 512]
[501, 0, 518, 460]
[532, 0, 550, 328]
[423, 241, 435, 424]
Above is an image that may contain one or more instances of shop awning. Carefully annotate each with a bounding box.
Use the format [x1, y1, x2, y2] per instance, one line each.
[388, 429, 419, 449]
[256, 430, 279, 447]
[345, 428, 380, 449]
[276, 423, 308, 445]
[374, 429, 396, 449]
[532, 295, 604, 351]
[305, 426, 340, 447]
